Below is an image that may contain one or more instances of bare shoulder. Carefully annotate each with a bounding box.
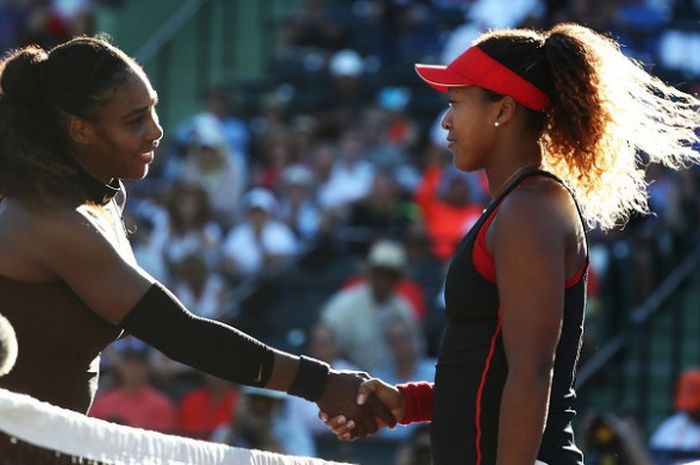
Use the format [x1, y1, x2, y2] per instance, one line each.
[0, 199, 117, 280]
[494, 176, 578, 235]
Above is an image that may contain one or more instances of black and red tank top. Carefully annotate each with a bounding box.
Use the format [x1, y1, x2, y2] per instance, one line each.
[431, 169, 586, 465]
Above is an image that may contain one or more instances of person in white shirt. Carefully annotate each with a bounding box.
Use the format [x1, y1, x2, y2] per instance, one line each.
[651, 368, 700, 465]
[320, 240, 418, 372]
[222, 188, 298, 279]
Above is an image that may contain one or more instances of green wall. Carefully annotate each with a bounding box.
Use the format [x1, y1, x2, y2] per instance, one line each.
[95, 0, 305, 129]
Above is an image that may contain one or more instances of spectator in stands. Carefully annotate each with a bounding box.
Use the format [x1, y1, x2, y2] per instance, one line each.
[359, 106, 406, 172]
[0, 313, 17, 378]
[9, 1, 95, 51]
[288, 114, 319, 165]
[255, 134, 294, 190]
[201, 86, 250, 159]
[607, 0, 668, 62]
[178, 373, 239, 440]
[222, 188, 299, 279]
[123, 207, 169, 283]
[375, 86, 419, 154]
[248, 91, 288, 157]
[650, 368, 700, 465]
[373, 316, 434, 440]
[211, 386, 315, 457]
[374, 316, 434, 385]
[177, 113, 246, 227]
[308, 142, 335, 193]
[345, 171, 418, 254]
[414, 148, 484, 261]
[341, 254, 428, 323]
[170, 253, 230, 320]
[162, 182, 224, 274]
[281, 0, 345, 50]
[315, 49, 372, 135]
[317, 128, 375, 211]
[90, 342, 177, 433]
[172, 87, 249, 160]
[276, 163, 321, 242]
[320, 240, 418, 372]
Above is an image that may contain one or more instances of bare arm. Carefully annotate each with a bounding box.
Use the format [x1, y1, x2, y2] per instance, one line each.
[40, 207, 154, 325]
[489, 184, 573, 465]
[37, 206, 395, 433]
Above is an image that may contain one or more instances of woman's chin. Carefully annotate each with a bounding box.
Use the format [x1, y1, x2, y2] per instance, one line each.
[454, 158, 477, 172]
[122, 165, 149, 180]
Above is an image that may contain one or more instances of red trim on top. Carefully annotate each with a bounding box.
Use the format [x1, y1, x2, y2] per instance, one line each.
[475, 312, 502, 465]
[475, 217, 587, 287]
[415, 46, 550, 111]
[473, 206, 499, 283]
[565, 261, 588, 288]
[472, 174, 589, 288]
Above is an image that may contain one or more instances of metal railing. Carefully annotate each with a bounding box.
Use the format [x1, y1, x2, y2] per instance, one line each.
[134, 0, 210, 65]
[576, 238, 700, 434]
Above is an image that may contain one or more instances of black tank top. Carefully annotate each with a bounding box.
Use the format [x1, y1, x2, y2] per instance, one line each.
[431, 170, 586, 465]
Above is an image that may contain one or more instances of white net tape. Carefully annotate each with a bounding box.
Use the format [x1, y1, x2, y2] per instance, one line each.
[0, 388, 353, 465]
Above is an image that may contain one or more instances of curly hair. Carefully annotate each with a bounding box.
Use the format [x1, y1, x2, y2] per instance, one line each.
[475, 23, 700, 230]
[0, 35, 141, 203]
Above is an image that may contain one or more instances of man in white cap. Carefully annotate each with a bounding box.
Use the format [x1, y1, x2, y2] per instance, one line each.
[319, 240, 418, 372]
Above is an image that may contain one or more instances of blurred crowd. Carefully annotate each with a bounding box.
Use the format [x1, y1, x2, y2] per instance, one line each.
[2, 0, 700, 463]
[0, 0, 127, 52]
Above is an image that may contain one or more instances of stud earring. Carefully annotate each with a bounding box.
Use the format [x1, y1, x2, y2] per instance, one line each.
[494, 121, 500, 128]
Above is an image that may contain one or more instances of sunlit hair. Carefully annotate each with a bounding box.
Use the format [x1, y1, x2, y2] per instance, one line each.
[476, 23, 700, 230]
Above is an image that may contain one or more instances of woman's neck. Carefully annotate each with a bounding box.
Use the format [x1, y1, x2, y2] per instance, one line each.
[485, 140, 543, 200]
[71, 147, 112, 184]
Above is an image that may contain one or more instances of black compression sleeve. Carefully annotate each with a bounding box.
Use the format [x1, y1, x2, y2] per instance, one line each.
[120, 282, 274, 387]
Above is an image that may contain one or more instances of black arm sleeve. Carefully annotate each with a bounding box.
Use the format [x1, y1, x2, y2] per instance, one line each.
[120, 282, 275, 387]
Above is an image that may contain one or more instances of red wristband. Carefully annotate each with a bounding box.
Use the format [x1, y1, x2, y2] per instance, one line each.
[397, 382, 434, 425]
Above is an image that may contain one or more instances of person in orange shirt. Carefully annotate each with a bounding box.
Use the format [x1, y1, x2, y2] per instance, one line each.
[178, 373, 239, 440]
[90, 347, 176, 433]
[414, 148, 484, 261]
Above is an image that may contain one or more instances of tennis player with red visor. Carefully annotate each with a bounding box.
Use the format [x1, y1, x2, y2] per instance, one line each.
[321, 22, 700, 465]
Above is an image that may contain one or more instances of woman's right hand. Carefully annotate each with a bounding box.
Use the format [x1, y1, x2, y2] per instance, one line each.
[319, 378, 406, 440]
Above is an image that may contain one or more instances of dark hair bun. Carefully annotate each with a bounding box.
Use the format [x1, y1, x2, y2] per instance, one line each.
[0, 45, 49, 106]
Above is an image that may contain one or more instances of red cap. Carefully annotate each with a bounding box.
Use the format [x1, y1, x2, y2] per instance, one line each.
[415, 46, 550, 112]
[675, 369, 700, 412]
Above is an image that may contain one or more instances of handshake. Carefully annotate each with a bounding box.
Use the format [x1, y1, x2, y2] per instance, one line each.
[314, 370, 405, 440]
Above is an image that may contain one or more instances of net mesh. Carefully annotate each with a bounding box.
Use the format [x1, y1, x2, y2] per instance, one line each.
[0, 388, 352, 465]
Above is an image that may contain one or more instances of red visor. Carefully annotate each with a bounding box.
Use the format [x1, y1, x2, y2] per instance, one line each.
[415, 46, 550, 112]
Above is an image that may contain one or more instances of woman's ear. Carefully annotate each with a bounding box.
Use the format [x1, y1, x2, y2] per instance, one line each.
[494, 95, 517, 127]
[65, 114, 93, 146]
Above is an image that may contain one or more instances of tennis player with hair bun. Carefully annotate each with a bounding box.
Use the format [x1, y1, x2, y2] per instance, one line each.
[321, 23, 700, 465]
[0, 36, 395, 437]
